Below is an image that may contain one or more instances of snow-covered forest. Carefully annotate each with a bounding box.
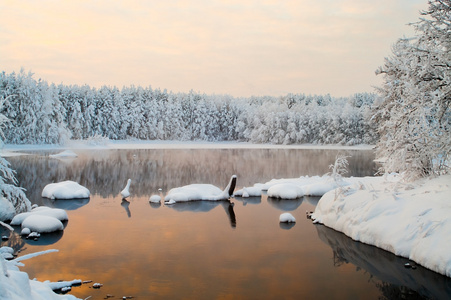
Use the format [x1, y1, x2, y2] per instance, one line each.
[0, 70, 378, 146]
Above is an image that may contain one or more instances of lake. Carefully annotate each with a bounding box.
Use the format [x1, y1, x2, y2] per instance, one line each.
[2, 148, 451, 299]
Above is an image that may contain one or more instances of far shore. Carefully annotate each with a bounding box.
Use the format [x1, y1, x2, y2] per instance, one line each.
[1, 140, 375, 156]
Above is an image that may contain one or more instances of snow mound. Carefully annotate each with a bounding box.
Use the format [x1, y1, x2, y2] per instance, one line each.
[0, 196, 16, 222]
[149, 195, 161, 203]
[312, 174, 451, 277]
[164, 175, 236, 203]
[279, 213, 296, 223]
[235, 175, 344, 199]
[268, 183, 304, 199]
[11, 207, 68, 226]
[21, 215, 64, 233]
[42, 181, 90, 200]
[0, 249, 79, 299]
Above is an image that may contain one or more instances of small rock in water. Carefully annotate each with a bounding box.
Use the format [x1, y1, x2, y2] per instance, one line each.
[93, 283, 103, 289]
[404, 262, 412, 268]
[1, 236, 8, 241]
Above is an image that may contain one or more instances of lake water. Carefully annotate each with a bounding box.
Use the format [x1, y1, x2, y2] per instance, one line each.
[2, 148, 451, 299]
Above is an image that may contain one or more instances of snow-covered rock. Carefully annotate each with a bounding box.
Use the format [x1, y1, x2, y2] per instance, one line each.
[312, 174, 451, 277]
[42, 181, 90, 200]
[279, 212, 296, 223]
[149, 195, 161, 203]
[268, 183, 304, 199]
[21, 215, 64, 233]
[164, 175, 236, 203]
[11, 207, 68, 226]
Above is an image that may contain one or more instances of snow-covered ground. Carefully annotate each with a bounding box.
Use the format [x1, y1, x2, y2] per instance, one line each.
[0, 140, 374, 156]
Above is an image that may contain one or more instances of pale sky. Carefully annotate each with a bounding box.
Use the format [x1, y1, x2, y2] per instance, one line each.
[0, 0, 428, 97]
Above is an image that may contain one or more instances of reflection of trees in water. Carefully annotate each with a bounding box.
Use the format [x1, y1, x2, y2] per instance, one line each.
[316, 224, 451, 300]
[9, 149, 376, 203]
[0, 229, 26, 253]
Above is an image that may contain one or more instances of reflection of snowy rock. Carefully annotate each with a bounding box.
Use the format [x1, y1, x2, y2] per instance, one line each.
[164, 175, 236, 203]
[279, 213, 296, 223]
[42, 198, 90, 210]
[21, 215, 64, 233]
[267, 197, 303, 211]
[42, 181, 90, 200]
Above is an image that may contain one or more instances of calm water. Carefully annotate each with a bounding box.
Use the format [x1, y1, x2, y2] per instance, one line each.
[2, 148, 451, 299]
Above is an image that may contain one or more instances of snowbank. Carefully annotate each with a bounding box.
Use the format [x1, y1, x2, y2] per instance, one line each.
[312, 174, 451, 277]
[234, 175, 344, 198]
[0, 196, 16, 222]
[42, 181, 90, 200]
[0, 248, 79, 299]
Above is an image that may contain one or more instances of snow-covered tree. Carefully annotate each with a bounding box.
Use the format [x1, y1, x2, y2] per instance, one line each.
[0, 96, 31, 215]
[374, 0, 450, 180]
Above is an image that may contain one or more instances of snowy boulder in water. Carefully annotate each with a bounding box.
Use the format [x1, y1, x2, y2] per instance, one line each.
[279, 213, 296, 223]
[42, 180, 90, 200]
[164, 175, 237, 204]
[11, 207, 68, 226]
[268, 183, 304, 200]
[149, 195, 161, 203]
[21, 215, 64, 233]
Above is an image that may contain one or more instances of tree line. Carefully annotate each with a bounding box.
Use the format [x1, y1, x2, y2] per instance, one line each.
[0, 70, 378, 146]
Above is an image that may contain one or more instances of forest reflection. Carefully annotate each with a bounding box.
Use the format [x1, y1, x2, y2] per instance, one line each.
[8, 148, 377, 204]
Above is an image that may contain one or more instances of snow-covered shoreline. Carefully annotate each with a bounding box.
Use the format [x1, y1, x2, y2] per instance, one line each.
[312, 174, 451, 277]
[1, 140, 375, 155]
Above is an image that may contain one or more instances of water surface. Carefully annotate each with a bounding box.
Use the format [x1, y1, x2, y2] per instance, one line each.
[2, 148, 450, 299]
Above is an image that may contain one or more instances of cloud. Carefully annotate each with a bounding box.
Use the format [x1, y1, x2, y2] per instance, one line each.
[0, 0, 428, 97]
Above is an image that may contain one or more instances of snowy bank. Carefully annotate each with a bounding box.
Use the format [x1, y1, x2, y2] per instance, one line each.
[0, 248, 80, 299]
[311, 174, 451, 277]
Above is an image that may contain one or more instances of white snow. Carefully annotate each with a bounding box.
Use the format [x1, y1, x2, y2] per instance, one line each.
[164, 175, 236, 203]
[268, 183, 304, 199]
[120, 179, 131, 199]
[42, 181, 90, 200]
[149, 195, 161, 203]
[49, 150, 78, 158]
[10, 206, 68, 234]
[11, 207, 68, 226]
[0, 196, 16, 222]
[21, 215, 64, 233]
[311, 174, 451, 277]
[279, 213, 296, 223]
[235, 175, 344, 199]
